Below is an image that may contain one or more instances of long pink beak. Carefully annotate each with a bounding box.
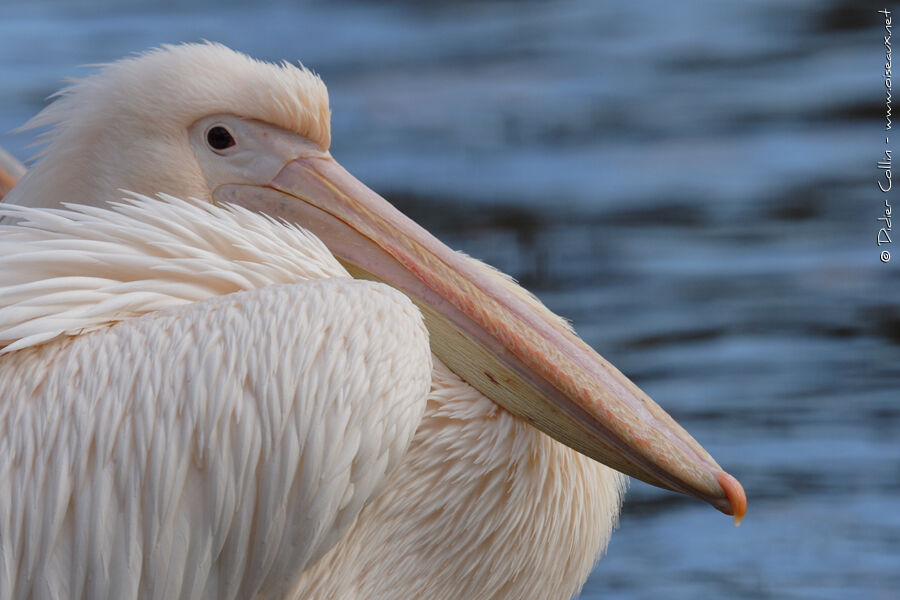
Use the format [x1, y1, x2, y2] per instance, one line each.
[214, 155, 747, 523]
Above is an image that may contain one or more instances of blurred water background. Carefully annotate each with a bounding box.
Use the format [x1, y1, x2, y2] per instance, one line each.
[1, 1, 897, 598]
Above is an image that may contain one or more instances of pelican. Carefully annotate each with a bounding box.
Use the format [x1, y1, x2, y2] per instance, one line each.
[0, 44, 745, 599]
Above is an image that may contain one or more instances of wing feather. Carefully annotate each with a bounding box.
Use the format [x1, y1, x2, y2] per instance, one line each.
[0, 279, 431, 600]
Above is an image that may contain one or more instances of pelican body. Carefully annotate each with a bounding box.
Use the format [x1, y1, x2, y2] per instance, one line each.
[0, 44, 745, 599]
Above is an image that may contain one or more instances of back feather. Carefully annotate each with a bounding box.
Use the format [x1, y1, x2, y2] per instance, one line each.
[0, 193, 348, 353]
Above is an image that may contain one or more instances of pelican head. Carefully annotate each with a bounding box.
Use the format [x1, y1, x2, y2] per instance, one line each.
[6, 43, 745, 521]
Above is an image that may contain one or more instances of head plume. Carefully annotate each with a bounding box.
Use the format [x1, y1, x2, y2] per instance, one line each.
[6, 43, 331, 210]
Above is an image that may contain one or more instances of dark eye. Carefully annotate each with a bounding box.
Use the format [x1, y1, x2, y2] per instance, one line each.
[206, 126, 235, 151]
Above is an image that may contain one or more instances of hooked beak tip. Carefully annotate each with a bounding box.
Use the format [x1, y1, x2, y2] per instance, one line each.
[716, 471, 747, 526]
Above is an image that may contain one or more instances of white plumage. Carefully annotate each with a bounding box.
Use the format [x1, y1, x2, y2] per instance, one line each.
[0, 43, 744, 600]
[0, 196, 620, 599]
[0, 196, 346, 352]
[0, 197, 433, 597]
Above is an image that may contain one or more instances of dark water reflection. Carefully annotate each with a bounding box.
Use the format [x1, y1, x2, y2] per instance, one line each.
[1, 1, 897, 598]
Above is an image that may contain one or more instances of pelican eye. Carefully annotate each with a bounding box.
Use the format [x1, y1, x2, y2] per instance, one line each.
[206, 126, 236, 151]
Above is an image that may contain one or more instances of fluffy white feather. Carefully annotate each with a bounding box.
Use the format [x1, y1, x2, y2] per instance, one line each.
[0, 276, 431, 599]
[0, 193, 346, 352]
[4, 43, 329, 213]
[294, 359, 626, 600]
[0, 196, 625, 599]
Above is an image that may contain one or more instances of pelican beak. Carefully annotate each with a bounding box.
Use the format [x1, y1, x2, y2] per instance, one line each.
[213, 154, 747, 524]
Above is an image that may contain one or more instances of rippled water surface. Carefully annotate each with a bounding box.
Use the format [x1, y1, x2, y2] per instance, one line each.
[1, 1, 897, 598]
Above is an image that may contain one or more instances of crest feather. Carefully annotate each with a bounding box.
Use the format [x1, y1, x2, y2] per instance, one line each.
[23, 42, 331, 158]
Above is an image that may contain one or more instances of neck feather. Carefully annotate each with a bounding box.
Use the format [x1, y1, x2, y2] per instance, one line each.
[293, 359, 626, 600]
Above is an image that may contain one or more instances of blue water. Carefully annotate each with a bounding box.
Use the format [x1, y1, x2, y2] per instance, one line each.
[1, 1, 897, 598]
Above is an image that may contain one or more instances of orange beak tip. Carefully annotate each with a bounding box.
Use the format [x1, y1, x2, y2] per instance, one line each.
[716, 470, 747, 526]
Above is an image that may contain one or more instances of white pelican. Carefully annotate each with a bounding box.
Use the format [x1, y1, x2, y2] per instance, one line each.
[0, 44, 745, 599]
